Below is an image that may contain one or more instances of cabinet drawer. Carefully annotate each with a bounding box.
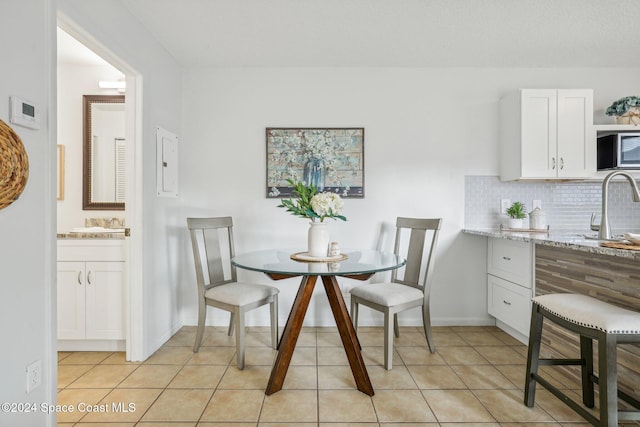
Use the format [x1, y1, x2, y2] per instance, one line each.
[488, 274, 532, 336]
[487, 238, 532, 287]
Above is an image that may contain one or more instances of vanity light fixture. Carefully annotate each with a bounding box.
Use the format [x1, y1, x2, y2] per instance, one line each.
[98, 81, 126, 93]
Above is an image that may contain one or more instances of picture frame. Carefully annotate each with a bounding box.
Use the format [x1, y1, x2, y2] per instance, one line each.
[266, 127, 364, 198]
[57, 144, 65, 200]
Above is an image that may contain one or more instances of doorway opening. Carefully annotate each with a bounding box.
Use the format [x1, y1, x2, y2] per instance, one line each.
[56, 21, 143, 361]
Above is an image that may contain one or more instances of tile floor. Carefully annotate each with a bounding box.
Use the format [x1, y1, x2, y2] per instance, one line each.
[57, 325, 636, 426]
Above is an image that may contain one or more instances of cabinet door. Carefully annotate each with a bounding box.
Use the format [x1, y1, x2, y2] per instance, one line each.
[488, 274, 532, 337]
[557, 89, 594, 177]
[85, 261, 125, 340]
[521, 89, 558, 178]
[57, 261, 86, 340]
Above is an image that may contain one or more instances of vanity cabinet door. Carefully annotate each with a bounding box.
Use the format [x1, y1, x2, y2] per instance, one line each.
[57, 262, 86, 340]
[85, 261, 125, 340]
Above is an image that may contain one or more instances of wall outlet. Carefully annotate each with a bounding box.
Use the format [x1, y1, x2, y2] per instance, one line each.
[532, 199, 542, 210]
[500, 198, 511, 214]
[26, 360, 41, 393]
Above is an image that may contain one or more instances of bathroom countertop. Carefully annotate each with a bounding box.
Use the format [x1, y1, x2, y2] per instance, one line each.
[462, 228, 640, 261]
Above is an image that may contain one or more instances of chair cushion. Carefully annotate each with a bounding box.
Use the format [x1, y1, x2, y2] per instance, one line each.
[205, 282, 279, 306]
[533, 293, 640, 334]
[350, 282, 423, 307]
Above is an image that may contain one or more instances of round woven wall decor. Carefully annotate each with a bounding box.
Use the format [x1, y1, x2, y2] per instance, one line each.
[0, 119, 29, 209]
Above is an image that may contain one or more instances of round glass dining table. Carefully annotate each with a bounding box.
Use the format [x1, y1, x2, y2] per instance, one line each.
[232, 249, 406, 396]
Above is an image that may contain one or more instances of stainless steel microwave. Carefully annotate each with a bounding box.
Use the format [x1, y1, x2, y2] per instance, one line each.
[597, 133, 640, 170]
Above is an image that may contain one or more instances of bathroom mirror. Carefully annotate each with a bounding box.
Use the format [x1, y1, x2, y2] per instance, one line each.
[83, 94, 125, 210]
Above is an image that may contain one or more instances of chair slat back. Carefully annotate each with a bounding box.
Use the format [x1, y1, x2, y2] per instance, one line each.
[187, 217, 237, 295]
[392, 217, 442, 298]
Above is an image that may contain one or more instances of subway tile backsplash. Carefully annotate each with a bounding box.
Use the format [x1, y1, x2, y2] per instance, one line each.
[465, 176, 640, 233]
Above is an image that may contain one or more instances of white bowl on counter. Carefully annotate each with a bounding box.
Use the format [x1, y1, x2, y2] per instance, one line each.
[623, 232, 640, 245]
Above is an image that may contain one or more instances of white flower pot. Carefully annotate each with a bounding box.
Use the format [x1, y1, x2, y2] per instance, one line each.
[308, 221, 330, 257]
[507, 218, 524, 229]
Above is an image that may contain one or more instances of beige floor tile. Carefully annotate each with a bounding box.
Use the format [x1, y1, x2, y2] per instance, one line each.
[373, 389, 437, 422]
[474, 345, 528, 365]
[231, 346, 277, 367]
[290, 347, 318, 366]
[500, 424, 561, 427]
[393, 331, 431, 347]
[200, 389, 264, 422]
[260, 389, 318, 422]
[141, 388, 213, 422]
[73, 423, 136, 427]
[395, 346, 447, 365]
[422, 389, 496, 422]
[56, 388, 111, 423]
[436, 346, 490, 365]
[291, 331, 318, 347]
[534, 389, 598, 423]
[473, 389, 555, 422]
[431, 331, 468, 346]
[58, 364, 94, 388]
[318, 365, 357, 389]
[67, 364, 138, 389]
[357, 331, 386, 347]
[366, 365, 418, 389]
[491, 330, 527, 346]
[137, 423, 195, 427]
[144, 346, 195, 365]
[100, 352, 141, 365]
[245, 331, 275, 347]
[217, 365, 271, 389]
[318, 390, 377, 422]
[361, 346, 402, 368]
[202, 331, 236, 347]
[58, 351, 72, 362]
[439, 424, 500, 427]
[117, 364, 181, 388]
[458, 331, 508, 346]
[164, 328, 198, 346]
[281, 365, 318, 389]
[316, 331, 342, 346]
[81, 388, 163, 423]
[202, 424, 257, 427]
[262, 423, 318, 427]
[187, 346, 236, 365]
[168, 365, 226, 388]
[377, 423, 438, 427]
[58, 351, 112, 365]
[452, 365, 518, 389]
[494, 364, 527, 388]
[317, 346, 348, 365]
[407, 365, 467, 389]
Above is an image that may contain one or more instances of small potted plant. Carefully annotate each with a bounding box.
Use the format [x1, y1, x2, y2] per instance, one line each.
[605, 96, 640, 125]
[505, 201, 527, 229]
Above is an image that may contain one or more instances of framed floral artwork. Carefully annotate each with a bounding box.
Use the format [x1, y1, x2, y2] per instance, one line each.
[266, 128, 364, 198]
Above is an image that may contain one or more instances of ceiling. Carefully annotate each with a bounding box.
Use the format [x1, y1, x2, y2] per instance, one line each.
[117, 0, 640, 68]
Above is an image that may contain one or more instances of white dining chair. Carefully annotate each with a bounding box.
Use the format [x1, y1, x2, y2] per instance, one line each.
[350, 217, 442, 370]
[187, 216, 279, 369]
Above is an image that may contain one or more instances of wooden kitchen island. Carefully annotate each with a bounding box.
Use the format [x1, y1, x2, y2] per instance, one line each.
[535, 244, 640, 400]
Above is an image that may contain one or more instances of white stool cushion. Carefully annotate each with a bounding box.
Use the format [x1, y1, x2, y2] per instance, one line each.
[533, 293, 640, 334]
[350, 282, 423, 307]
[205, 282, 279, 306]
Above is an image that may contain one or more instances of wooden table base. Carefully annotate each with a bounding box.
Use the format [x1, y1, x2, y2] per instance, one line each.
[265, 274, 374, 396]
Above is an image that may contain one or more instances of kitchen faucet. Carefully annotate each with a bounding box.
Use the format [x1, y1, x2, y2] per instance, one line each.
[595, 171, 640, 240]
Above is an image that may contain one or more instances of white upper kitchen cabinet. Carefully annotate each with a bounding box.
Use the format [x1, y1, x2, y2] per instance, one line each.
[500, 89, 595, 180]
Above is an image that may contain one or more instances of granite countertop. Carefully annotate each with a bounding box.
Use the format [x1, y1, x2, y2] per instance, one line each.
[57, 232, 125, 240]
[462, 228, 640, 261]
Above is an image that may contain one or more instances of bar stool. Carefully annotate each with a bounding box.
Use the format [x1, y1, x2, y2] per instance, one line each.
[524, 293, 640, 426]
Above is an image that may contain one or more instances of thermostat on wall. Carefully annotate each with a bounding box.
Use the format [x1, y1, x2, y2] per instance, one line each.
[10, 96, 41, 130]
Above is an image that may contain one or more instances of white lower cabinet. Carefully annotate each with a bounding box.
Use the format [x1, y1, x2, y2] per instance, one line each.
[57, 240, 125, 347]
[487, 237, 534, 340]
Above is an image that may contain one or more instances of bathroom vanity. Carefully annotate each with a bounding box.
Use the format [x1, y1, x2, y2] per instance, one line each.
[57, 238, 125, 351]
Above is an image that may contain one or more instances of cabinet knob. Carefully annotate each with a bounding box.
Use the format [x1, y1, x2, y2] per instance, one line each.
[551, 157, 556, 170]
[77, 271, 83, 285]
[503, 300, 512, 306]
[87, 271, 92, 285]
[560, 157, 564, 170]
[502, 256, 511, 261]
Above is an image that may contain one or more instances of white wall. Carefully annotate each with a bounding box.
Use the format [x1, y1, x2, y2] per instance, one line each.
[57, 61, 124, 232]
[0, 0, 56, 425]
[58, 0, 183, 358]
[180, 67, 640, 328]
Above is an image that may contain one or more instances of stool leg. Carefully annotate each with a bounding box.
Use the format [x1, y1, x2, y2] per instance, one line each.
[579, 335, 595, 408]
[525, 304, 543, 407]
[598, 333, 618, 427]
